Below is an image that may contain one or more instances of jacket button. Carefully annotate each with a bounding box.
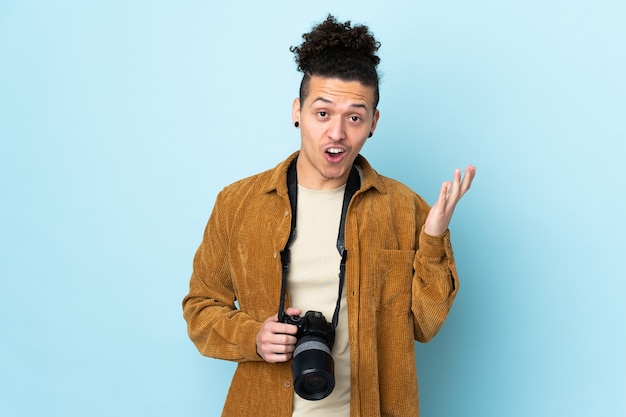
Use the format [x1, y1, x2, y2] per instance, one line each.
[285, 210, 289, 217]
[284, 381, 291, 388]
[274, 252, 278, 259]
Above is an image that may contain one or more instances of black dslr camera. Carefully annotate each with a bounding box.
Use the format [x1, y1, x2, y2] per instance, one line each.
[281, 310, 336, 400]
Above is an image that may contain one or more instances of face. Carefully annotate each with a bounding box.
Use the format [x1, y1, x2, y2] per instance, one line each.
[292, 76, 380, 190]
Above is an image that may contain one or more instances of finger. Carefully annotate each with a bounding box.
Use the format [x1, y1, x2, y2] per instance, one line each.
[257, 326, 297, 351]
[438, 180, 452, 205]
[459, 165, 476, 195]
[442, 180, 452, 197]
[259, 346, 293, 363]
[259, 334, 297, 363]
[265, 332, 297, 347]
[263, 351, 294, 363]
[266, 320, 299, 335]
[285, 307, 302, 317]
[448, 168, 462, 199]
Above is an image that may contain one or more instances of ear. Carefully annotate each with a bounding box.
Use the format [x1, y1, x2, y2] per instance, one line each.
[292, 98, 301, 125]
[369, 109, 380, 135]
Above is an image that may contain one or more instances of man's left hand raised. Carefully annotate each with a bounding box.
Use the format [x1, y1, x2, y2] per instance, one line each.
[424, 165, 476, 236]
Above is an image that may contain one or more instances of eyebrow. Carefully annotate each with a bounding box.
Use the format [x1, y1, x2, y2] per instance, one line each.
[311, 96, 369, 111]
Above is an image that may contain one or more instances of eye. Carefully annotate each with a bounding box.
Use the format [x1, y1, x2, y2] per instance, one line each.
[350, 116, 361, 122]
[318, 111, 328, 118]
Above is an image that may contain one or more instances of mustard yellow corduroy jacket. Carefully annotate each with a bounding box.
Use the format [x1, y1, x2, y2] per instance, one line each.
[183, 152, 459, 417]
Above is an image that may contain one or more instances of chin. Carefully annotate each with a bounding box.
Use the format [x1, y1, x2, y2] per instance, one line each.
[322, 168, 347, 181]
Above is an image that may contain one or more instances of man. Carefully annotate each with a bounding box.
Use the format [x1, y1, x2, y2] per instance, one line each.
[183, 15, 476, 417]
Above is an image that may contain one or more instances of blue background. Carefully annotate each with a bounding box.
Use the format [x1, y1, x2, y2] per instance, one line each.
[1, 1, 624, 416]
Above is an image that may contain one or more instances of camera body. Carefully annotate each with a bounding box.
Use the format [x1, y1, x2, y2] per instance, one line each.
[281, 311, 336, 400]
[282, 310, 336, 348]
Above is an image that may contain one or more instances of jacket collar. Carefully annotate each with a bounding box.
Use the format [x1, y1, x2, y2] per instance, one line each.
[261, 151, 389, 196]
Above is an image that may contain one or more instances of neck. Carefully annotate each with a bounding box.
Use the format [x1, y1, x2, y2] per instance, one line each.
[295, 157, 350, 190]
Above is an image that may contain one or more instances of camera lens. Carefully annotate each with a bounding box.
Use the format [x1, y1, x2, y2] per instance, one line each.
[299, 373, 330, 398]
[292, 336, 335, 400]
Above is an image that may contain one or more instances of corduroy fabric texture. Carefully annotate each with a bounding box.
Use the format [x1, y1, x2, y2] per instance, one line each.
[182, 152, 459, 417]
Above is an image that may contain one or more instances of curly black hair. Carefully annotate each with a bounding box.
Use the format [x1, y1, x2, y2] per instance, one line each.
[290, 15, 381, 109]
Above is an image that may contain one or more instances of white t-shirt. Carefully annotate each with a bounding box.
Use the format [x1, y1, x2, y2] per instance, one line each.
[288, 184, 351, 417]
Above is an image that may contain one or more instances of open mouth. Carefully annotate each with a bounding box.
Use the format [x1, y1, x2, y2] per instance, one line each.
[326, 148, 345, 161]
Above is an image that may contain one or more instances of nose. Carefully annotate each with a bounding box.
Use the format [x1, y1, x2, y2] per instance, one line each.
[327, 116, 346, 141]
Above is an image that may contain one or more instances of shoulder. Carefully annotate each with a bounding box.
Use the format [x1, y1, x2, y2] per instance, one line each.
[374, 175, 430, 214]
[220, 168, 273, 198]
[214, 153, 295, 213]
[357, 155, 429, 208]
[379, 174, 417, 196]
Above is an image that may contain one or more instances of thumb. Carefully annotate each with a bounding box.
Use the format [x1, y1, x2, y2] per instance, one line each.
[285, 307, 302, 317]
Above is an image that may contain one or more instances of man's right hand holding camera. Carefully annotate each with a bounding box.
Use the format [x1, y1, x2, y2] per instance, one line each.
[256, 307, 302, 363]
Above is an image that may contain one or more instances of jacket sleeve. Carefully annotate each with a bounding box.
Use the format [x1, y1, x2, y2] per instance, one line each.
[411, 227, 459, 343]
[182, 191, 264, 362]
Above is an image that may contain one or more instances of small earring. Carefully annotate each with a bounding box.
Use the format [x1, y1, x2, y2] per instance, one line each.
[294, 121, 300, 128]
[368, 132, 373, 138]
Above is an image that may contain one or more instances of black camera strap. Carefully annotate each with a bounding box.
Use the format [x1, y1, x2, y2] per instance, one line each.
[278, 158, 361, 333]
